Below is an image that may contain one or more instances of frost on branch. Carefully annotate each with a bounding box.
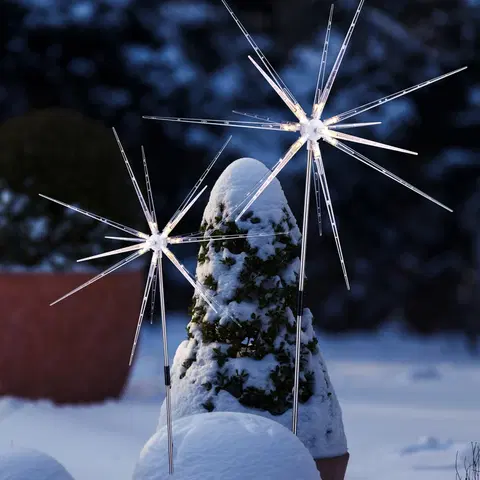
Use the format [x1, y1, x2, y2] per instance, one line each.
[159, 158, 347, 458]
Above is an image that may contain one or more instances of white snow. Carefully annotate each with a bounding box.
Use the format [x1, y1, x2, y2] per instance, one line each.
[0, 320, 479, 479]
[0, 447, 74, 480]
[203, 157, 300, 230]
[133, 412, 319, 480]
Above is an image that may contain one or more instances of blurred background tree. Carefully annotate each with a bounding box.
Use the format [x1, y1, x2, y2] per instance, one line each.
[0, 108, 141, 270]
[0, 0, 478, 342]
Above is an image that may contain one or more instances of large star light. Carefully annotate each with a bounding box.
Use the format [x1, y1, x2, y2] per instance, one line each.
[145, 0, 466, 289]
[144, 0, 467, 435]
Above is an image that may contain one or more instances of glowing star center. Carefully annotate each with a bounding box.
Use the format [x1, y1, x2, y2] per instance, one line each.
[300, 118, 328, 142]
[147, 233, 167, 252]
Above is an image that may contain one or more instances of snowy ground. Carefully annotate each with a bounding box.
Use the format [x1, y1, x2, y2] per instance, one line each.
[0, 315, 478, 480]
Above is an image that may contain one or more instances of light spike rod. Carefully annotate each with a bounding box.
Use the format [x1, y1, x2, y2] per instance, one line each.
[50, 249, 147, 306]
[248, 56, 308, 122]
[329, 122, 381, 129]
[150, 266, 158, 325]
[327, 129, 418, 155]
[220, 0, 298, 106]
[233, 110, 278, 123]
[235, 135, 308, 221]
[311, 142, 350, 289]
[164, 185, 208, 236]
[142, 115, 298, 133]
[314, 4, 334, 107]
[169, 136, 232, 225]
[168, 232, 286, 245]
[312, 160, 323, 237]
[129, 252, 158, 365]
[324, 66, 468, 126]
[314, 0, 365, 119]
[162, 247, 221, 315]
[326, 137, 453, 212]
[77, 243, 146, 263]
[112, 128, 155, 228]
[223, 166, 287, 222]
[105, 236, 145, 242]
[141, 145, 157, 226]
[39, 194, 148, 240]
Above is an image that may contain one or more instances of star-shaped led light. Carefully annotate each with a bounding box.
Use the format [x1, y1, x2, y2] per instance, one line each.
[144, 0, 467, 290]
[40, 130, 280, 474]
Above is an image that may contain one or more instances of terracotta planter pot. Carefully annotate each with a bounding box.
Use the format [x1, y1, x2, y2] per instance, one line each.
[0, 269, 143, 404]
[315, 452, 350, 480]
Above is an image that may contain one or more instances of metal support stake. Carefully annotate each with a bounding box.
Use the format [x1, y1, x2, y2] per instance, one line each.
[292, 143, 313, 434]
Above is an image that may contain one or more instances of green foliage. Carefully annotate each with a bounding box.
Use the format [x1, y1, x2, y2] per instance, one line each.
[212, 347, 229, 367]
[180, 356, 196, 379]
[184, 199, 317, 417]
[203, 274, 218, 291]
[197, 247, 209, 265]
[220, 256, 236, 267]
[202, 381, 213, 392]
[0, 108, 141, 269]
[202, 399, 215, 412]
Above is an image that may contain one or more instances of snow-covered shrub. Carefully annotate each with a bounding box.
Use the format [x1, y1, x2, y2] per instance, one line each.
[135, 411, 319, 480]
[0, 447, 74, 480]
[160, 158, 347, 458]
[0, 108, 140, 270]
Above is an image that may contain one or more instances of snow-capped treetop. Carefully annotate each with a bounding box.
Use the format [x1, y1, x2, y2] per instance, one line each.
[203, 157, 302, 232]
[135, 411, 320, 480]
[0, 447, 74, 480]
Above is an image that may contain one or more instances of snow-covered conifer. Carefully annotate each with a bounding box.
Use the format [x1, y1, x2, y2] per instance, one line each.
[160, 158, 347, 458]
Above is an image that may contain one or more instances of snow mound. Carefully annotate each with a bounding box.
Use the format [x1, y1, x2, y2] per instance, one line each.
[134, 412, 319, 480]
[400, 436, 453, 455]
[0, 447, 74, 480]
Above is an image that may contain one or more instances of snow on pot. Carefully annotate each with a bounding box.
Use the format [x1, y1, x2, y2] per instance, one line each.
[0, 447, 74, 480]
[158, 158, 347, 460]
[134, 411, 319, 480]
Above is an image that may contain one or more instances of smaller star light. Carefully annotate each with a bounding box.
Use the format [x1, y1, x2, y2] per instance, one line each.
[39, 130, 278, 475]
